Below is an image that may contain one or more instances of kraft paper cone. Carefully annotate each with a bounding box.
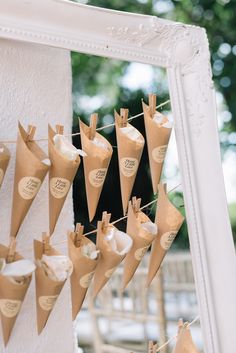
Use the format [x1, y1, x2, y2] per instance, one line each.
[68, 224, 99, 319]
[93, 212, 132, 298]
[34, 238, 67, 334]
[0, 243, 32, 345]
[147, 183, 184, 286]
[79, 117, 113, 221]
[122, 198, 157, 290]
[115, 109, 144, 215]
[172, 320, 200, 353]
[48, 125, 81, 235]
[10, 123, 50, 238]
[142, 95, 172, 194]
[0, 143, 10, 190]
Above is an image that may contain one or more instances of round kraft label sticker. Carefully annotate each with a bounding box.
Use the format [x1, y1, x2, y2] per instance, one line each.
[160, 231, 177, 250]
[105, 267, 117, 279]
[38, 295, 58, 311]
[0, 168, 4, 186]
[0, 299, 21, 318]
[50, 177, 70, 198]
[120, 158, 138, 177]
[152, 145, 168, 163]
[88, 168, 107, 187]
[18, 176, 41, 200]
[134, 246, 149, 261]
[79, 271, 95, 288]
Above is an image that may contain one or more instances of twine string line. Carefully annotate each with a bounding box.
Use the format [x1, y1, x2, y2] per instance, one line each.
[0, 100, 170, 144]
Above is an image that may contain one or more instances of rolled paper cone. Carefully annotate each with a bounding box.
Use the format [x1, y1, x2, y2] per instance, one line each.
[48, 125, 81, 235]
[0, 143, 10, 189]
[79, 119, 113, 221]
[0, 244, 32, 345]
[115, 110, 144, 215]
[146, 183, 185, 286]
[122, 200, 157, 290]
[10, 123, 50, 238]
[68, 229, 99, 319]
[93, 221, 127, 298]
[142, 100, 172, 194]
[172, 321, 201, 353]
[34, 239, 67, 334]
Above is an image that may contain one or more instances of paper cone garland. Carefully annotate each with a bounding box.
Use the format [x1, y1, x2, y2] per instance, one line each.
[34, 235, 72, 334]
[93, 212, 133, 298]
[0, 143, 10, 190]
[115, 109, 144, 215]
[122, 197, 157, 290]
[80, 114, 113, 221]
[147, 183, 184, 286]
[68, 223, 99, 319]
[48, 125, 81, 235]
[0, 243, 33, 345]
[10, 123, 50, 238]
[172, 319, 200, 353]
[142, 94, 172, 194]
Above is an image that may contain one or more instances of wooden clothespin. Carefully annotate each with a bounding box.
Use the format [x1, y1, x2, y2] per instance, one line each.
[26, 124, 36, 142]
[74, 222, 85, 247]
[153, 343, 157, 353]
[7, 237, 17, 263]
[177, 318, 187, 334]
[148, 341, 157, 353]
[131, 196, 141, 213]
[182, 321, 189, 330]
[42, 232, 51, 255]
[101, 211, 111, 232]
[120, 108, 129, 127]
[55, 124, 64, 135]
[89, 113, 98, 140]
[148, 93, 157, 118]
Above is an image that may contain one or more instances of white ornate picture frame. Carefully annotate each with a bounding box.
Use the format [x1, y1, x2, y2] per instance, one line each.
[0, 1, 235, 353]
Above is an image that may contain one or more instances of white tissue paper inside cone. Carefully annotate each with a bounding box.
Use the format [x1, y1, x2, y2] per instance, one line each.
[42, 158, 51, 166]
[105, 227, 133, 256]
[81, 243, 100, 260]
[37, 254, 73, 282]
[140, 221, 158, 235]
[153, 112, 173, 129]
[120, 126, 143, 143]
[0, 258, 36, 285]
[91, 137, 109, 150]
[53, 134, 87, 161]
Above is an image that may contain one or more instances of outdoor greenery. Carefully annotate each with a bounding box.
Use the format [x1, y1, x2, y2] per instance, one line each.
[71, 0, 236, 248]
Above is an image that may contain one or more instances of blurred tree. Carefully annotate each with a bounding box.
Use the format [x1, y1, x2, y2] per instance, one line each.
[71, 0, 236, 247]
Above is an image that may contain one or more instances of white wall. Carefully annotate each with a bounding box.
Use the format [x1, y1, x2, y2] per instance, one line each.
[0, 39, 75, 353]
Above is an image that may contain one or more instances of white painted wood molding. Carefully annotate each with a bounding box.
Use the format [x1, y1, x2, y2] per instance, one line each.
[0, 1, 235, 353]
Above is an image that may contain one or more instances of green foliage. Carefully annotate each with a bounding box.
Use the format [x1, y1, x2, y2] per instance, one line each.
[229, 203, 236, 242]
